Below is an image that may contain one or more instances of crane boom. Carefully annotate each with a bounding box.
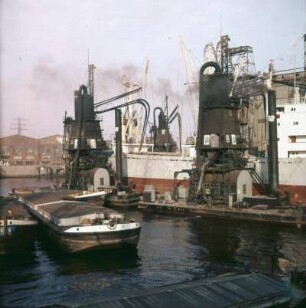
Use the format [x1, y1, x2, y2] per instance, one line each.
[179, 37, 198, 131]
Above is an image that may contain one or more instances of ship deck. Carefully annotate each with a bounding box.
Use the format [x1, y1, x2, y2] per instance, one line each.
[34, 201, 104, 219]
[0, 196, 33, 219]
[18, 190, 113, 227]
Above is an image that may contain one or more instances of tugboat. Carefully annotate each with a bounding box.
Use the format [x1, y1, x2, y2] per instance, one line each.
[0, 196, 37, 255]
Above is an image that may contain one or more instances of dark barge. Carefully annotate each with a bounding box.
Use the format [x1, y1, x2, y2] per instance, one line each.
[0, 196, 37, 255]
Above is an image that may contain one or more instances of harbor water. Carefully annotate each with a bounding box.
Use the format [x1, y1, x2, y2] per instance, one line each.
[1, 178, 306, 307]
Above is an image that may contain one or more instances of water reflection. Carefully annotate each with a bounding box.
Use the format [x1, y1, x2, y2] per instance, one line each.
[1, 229, 141, 307]
[191, 216, 306, 277]
[278, 230, 306, 268]
[138, 214, 207, 284]
[0, 247, 38, 285]
[36, 235, 140, 276]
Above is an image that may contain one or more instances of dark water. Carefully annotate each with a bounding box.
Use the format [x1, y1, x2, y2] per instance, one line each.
[1, 178, 306, 307]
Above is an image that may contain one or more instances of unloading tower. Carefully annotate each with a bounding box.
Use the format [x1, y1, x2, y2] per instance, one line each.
[63, 85, 108, 189]
[194, 61, 252, 204]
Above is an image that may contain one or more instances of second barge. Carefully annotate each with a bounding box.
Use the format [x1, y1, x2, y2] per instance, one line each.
[0, 196, 37, 255]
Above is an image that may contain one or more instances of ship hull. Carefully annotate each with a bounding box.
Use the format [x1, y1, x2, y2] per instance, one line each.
[46, 226, 141, 253]
[105, 194, 140, 209]
[113, 153, 306, 204]
[125, 176, 306, 204]
[0, 198, 37, 255]
[123, 176, 189, 195]
[0, 222, 36, 255]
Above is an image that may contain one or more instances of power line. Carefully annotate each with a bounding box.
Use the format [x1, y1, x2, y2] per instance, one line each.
[10, 118, 28, 135]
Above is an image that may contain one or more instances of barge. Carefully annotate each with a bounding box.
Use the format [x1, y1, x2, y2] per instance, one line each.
[0, 196, 37, 255]
[18, 190, 141, 253]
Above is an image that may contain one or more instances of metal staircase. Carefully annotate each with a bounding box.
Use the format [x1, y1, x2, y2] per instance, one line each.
[247, 168, 268, 194]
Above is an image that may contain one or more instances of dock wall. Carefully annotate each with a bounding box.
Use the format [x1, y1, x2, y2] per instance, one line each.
[0, 165, 64, 178]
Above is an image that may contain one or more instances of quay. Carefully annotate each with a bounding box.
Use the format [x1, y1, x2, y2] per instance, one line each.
[57, 273, 290, 307]
[138, 200, 306, 228]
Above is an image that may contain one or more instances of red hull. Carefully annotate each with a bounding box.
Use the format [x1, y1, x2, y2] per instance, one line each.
[124, 177, 189, 194]
[280, 184, 306, 205]
[126, 176, 306, 205]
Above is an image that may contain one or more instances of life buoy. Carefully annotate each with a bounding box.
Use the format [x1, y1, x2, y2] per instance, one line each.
[107, 219, 117, 230]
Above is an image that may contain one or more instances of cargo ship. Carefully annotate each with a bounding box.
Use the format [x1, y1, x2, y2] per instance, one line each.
[109, 95, 306, 204]
[109, 35, 306, 205]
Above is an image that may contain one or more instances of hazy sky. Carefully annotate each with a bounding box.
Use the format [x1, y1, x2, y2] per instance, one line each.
[1, 0, 305, 139]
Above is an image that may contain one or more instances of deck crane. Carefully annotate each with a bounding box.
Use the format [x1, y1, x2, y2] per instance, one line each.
[136, 59, 150, 143]
[179, 37, 198, 133]
[141, 58, 149, 98]
[119, 59, 150, 145]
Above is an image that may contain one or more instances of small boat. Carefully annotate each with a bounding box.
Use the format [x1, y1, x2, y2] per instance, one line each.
[18, 190, 141, 253]
[63, 190, 108, 203]
[68, 189, 140, 208]
[72, 190, 107, 201]
[0, 197, 37, 255]
[103, 188, 140, 209]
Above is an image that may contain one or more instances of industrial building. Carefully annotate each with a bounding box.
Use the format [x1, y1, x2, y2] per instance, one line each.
[0, 134, 63, 166]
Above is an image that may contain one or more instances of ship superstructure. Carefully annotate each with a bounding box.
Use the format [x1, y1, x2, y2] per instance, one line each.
[275, 70, 306, 158]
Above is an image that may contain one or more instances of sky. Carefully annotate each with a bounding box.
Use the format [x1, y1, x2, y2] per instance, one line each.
[1, 0, 305, 140]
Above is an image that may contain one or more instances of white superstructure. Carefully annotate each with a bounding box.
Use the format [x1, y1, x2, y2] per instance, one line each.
[277, 96, 306, 158]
